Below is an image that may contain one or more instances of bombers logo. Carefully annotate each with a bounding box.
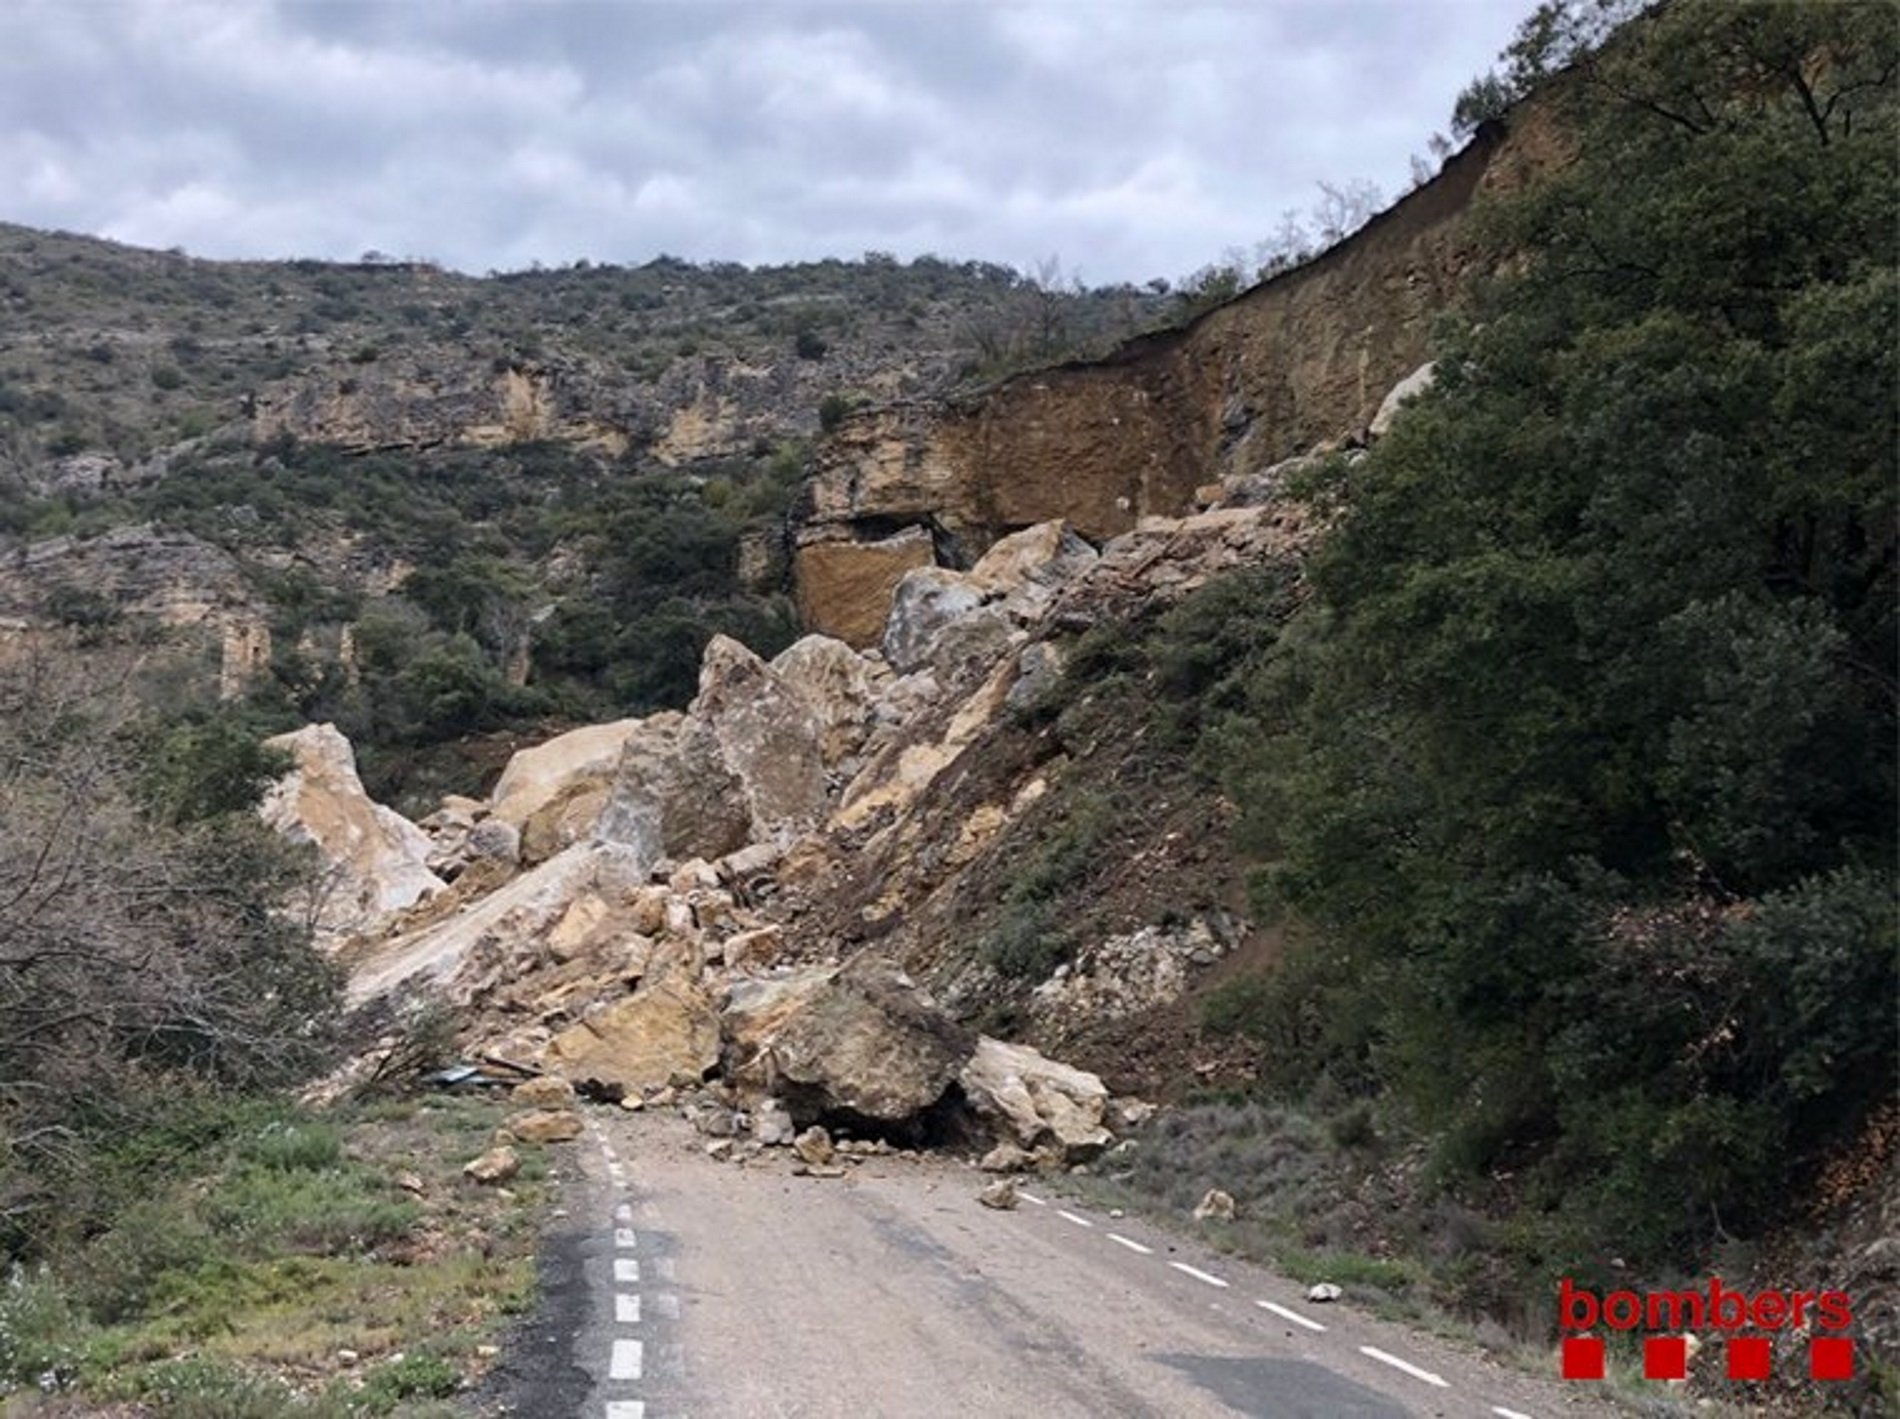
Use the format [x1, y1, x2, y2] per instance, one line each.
[1558, 1277, 1855, 1382]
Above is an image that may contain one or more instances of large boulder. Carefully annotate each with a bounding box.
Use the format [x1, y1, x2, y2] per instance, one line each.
[545, 970, 721, 1092]
[881, 567, 992, 674]
[793, 526, 937, 648]
[596, 639, 828, 864]
[1369, 361, 1436, 438]
[260, 723, 444, 944]
[490, 718, 645, 863]
[770, 635, 886, 768]
[967, 521, 1098, 606]
[958, 1036, 1112, 1163]
[689, 636, 829, 840]
[593, 711, 743, 868]
[721, 959, 974, 1126]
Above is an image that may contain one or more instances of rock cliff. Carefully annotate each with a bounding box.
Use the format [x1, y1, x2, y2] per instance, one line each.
[793, 98, 1571, 645]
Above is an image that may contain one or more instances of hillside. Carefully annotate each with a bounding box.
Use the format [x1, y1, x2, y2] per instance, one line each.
[0, 230, 1162, 803]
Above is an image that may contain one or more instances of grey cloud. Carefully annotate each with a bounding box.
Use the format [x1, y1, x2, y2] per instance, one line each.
[0, 0, 1531, 283]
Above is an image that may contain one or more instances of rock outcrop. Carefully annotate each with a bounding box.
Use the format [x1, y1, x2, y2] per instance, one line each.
[794, 98, 1572, 645]
[259, 723, 444, 943]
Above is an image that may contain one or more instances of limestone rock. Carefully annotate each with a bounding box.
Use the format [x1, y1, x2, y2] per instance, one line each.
[794, 527, 937, 648]
[958, 1036, 1112, 1163]
[596, 639, 829, 866]
[721, 959, 974, 1125]
[792, 1124, 836, 1167]
[721, 924, 784, 972]
[968, 521, 1098, 615]
[1369, 361, 1436, 438]
[463, 1146, 520, 1184]
[1192, 1188, 1237, 1223]
[686, 635, 829, 842]
[770, 635, 887, 767]
[259, 723, 445, 944]
[490, 720, 645, 845]
[753, 1098, 796, 1147]
[511, 1075, 577, 1109]
[880, 566, 1016, 676]
[545, 972, 720, 1092]
[507, 1108, 584, 1144]
[979, 1142, 1036, 1174]
[1307, 1282, 1342, 1303]
[977, 1178, 1020, 1211]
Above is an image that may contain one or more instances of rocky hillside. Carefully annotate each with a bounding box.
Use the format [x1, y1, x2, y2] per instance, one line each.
[0, 230, 1163, 803]
[789, 91, 1568, 644]
[273, 473, 1312, 1160]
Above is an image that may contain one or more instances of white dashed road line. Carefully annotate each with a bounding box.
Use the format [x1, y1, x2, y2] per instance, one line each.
[603, 1403, 646, 1419]
[1257, 1299, 1327, 1332]
[1006, 1194, 1560, 1417]
[615, 1227, 638, 1248]
[613, 1257, 641, 1284]
[1168, 1261, 1230, 1289]
[616, 1292, 641, 1324]
[1359, 1345, 1448, 1388]
[610, 1337, 645, 1381]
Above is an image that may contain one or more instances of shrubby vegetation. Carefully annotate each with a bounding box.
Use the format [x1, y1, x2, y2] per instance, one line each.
[0, 652, 338, 1259]
[1070, 0, 1895, 1303]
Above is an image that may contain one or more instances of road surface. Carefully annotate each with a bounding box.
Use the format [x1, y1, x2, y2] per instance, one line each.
[497, 1109, 1618, 1419]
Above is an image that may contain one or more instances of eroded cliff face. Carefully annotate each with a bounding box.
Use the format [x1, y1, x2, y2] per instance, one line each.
[795, 101, 1570, 645]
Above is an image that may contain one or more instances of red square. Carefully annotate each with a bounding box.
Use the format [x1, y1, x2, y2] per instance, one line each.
[1644, 1335, 1687, 1380]
[1727, 1336, 1772, 1381]
[1562, 1335, 1605, 1380]
[1810, 1337, 1854, 1381]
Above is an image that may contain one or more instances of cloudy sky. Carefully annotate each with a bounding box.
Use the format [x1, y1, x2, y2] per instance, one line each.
[0, 0, 1529, 286]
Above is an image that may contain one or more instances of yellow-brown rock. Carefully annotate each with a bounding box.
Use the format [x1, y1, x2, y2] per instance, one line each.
[505, 1108, 585, 1144]
[510, 1075, 578, 1109]
[794, 528, 935, 647]
[545, 973, 720, 1092]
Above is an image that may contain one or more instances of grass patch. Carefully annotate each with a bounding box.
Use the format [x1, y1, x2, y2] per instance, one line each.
[0, 1093, 551, 1411]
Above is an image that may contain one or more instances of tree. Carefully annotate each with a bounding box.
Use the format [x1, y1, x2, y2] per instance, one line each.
[0, 652, 339, 1254]
[1224, 0, 1896, 1260]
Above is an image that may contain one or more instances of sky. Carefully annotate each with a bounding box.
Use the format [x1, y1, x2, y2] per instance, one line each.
[0, 0, 1532, 287]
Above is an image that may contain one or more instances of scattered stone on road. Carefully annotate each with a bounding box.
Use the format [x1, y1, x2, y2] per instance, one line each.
[977, 1178, 1020, 1210]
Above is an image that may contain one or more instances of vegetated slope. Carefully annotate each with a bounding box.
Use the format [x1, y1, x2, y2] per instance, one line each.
[783, 3, 1896, 1410]
[0, 230, 1162, 806]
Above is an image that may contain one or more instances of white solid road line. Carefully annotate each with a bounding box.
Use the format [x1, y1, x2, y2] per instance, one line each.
[614, 1257, 641, 1284]
[1257, 1299, 1327, 1332]
[1057, 1209, 1095, 1229]
[604, 1403, 646, 1419]
[610, 1338, 645, 1381]
[615, 1292, 641, 1324]
[615, 1227, 638, 1249]
[1106, 1232, 1154, 1255]
[1016, 1190, 1049, 1206]
[1359, 1345, 1449, 1388]
[1169, 1261, 1230, 1289]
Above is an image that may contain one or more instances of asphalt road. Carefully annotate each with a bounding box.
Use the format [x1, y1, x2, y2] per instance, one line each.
[498, 1110, 1620, 1419]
